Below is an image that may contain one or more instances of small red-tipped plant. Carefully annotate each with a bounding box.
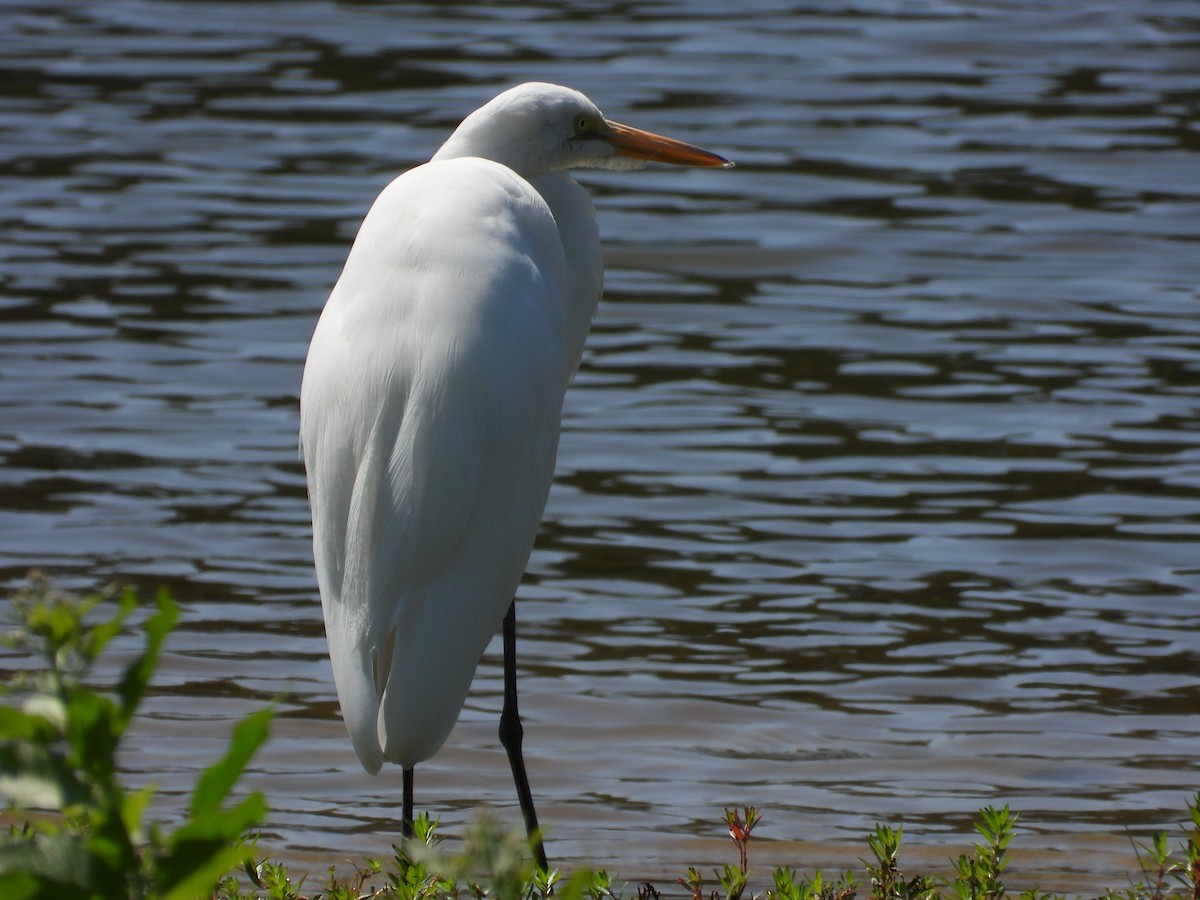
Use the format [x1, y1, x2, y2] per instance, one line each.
[725, 807, 762, 876]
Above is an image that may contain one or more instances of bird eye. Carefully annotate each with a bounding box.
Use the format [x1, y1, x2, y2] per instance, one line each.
[574, 114, 591, 134]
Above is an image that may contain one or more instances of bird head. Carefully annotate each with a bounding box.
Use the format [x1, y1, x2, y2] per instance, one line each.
[431, 82, 731, 177]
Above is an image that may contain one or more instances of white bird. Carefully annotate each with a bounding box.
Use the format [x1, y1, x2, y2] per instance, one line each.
[299, 82, 729, 868]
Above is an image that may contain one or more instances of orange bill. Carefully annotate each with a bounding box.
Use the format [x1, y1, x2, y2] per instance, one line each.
[603, 119, 732, 168]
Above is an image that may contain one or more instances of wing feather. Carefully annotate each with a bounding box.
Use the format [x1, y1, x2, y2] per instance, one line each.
[300, 158, 571, 768]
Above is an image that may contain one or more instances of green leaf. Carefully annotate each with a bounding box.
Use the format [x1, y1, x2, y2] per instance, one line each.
[120, 782, 156, 842]
[190, 707, 271, 818]
[155, 705, 270, 899]
[555, 867, 603, 900]
[0, 871, 41, 900]
[156, 794, 267, 900]
[63, 688, 118, 782]
[86, 809, 140, 893]
[0, 705, 60, 742]
[27, 598, 78, 648]
[81, 588, 136, 666]
[115, 588, 177, 730]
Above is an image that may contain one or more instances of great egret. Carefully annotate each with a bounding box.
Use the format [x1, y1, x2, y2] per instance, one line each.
[299, 82, 730, 868]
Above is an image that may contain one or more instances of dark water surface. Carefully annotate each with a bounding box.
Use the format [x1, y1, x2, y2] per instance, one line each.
[2, 0, 1199, 891]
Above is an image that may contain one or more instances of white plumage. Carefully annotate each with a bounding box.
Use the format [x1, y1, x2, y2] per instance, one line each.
[299, 82, 728, 858]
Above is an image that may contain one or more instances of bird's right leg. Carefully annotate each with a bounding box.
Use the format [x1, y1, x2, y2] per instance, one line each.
[402, 766, 414, 840]
[499, 599, 548, 871]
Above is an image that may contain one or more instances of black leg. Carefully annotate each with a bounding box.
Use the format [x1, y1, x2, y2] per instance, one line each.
[402, 766, 414, 840]
[499, 599, 548, 871]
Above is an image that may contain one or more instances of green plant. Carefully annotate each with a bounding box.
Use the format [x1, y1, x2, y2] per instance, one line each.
[945, 806, 1016, 900]
[1107, 793, 1200, 900]
[866, 823, 903, 900]
[678, 807, 762, 900]
[0, 573, 271, 899]
[396, 811, 613, 900]
[768, 865, 857, 900]
[1182, 792, 1200, 900]
[861, 821, 935, 900]
[386, 812, 459, 900]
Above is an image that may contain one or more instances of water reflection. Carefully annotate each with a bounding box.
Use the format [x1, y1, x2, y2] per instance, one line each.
[1, 0, 1199, 892]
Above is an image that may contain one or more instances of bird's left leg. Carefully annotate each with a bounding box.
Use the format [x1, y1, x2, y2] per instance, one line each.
[499, 599, 548, 871]
[402, 767, 414, 840]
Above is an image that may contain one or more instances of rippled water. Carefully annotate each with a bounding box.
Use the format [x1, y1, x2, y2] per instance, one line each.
[2, 0, 1199, 892]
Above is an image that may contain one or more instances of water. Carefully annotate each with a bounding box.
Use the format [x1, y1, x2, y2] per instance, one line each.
[2, 0, 1199, 891]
